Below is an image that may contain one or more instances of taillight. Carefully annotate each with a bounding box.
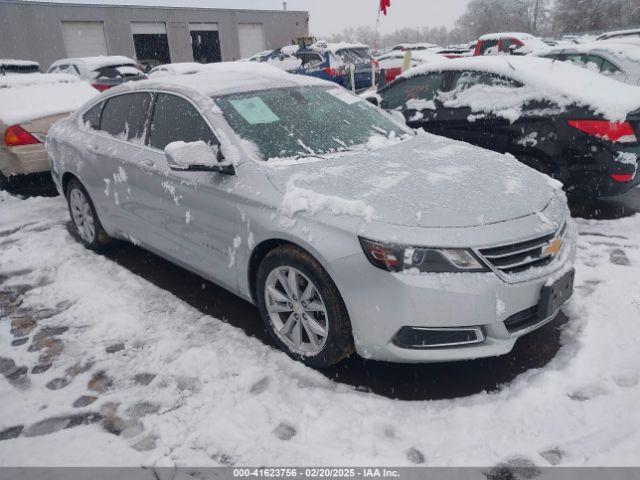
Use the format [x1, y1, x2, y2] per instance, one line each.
[4, 125, 41, 147]
[568, 120, 637, 143]
[323, 67, 338, 77]
[92, 83, 111, 92]
[610, 173, 634, 183]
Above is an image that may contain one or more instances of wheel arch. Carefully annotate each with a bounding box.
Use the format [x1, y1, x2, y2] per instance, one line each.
[247, 237, 335, 305]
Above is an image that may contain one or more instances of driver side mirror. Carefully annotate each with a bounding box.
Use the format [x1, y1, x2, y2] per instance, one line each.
[164, 141, 235, 175]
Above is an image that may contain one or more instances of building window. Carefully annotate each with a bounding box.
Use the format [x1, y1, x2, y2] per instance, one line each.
[130, 22, 170, 71]
[189, 23, 221, 64]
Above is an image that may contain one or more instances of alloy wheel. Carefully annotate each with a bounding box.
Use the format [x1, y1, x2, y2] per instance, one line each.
[69, 188, 96, 244]
[264, 266, 329, 356]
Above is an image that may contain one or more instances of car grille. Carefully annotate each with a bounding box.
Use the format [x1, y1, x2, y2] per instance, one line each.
[478, 224, 566, 276]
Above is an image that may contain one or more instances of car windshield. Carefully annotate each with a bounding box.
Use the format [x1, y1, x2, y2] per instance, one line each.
[92, 64, 140, 79]
[215, 86, 409, 161]
[334, 48, 371, 65]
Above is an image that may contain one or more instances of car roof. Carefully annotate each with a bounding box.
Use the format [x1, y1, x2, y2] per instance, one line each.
[51, 55, 137, 71]
[111, 61, 331, 98]
[598, 28, 640, 40]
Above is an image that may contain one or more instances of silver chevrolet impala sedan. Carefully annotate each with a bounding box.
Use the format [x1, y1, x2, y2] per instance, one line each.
[46, 63, 576, 367]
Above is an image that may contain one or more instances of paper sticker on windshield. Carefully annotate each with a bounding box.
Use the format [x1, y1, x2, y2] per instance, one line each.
[327, 88, 361, 105]
[229, 97, 279, 124]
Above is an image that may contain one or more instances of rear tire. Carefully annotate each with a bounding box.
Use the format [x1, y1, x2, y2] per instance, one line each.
[256, 245, 355, 368]
[65, 179, 111, 250]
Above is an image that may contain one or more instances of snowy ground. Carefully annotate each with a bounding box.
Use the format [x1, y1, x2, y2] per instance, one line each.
[0, 189, 639, 468]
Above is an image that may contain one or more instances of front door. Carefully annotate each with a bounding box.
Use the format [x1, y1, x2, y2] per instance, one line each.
[141, 92, 239, 291]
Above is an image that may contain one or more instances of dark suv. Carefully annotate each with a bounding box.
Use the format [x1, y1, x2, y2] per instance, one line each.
[372, 57, 640, 198]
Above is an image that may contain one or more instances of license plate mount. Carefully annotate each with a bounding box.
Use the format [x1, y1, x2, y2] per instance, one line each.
[537, 269, 575, 319]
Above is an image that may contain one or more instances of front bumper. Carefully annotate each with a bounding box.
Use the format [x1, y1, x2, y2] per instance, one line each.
[335, 220, 577, 364]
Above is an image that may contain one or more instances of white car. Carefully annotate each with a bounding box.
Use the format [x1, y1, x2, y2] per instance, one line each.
[540, 39, 640, 86]
[48, 55, 145, 91]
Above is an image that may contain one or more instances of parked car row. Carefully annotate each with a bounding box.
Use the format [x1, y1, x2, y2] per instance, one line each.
[4, 29, 639, 368]
[45, 62, 578, 367]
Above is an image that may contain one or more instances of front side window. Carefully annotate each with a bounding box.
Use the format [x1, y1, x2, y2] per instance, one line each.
[380, 74, 445, 110]
[149, 93, 218, 151]
[215, 86, 408, 161]
[99, 92, 153, 142]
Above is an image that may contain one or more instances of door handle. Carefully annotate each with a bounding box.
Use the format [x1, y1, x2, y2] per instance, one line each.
[140, 159, 156, 170]
[87, 144, 100, 153]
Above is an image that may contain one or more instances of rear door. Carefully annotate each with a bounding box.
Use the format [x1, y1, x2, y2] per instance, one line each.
[86, 92, 155, 240]
[435, 70, 524, 151]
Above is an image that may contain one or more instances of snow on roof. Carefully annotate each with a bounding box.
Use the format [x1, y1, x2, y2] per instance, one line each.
[0, 74, 97, 125]
[478, 32, 549, 51]
[149, 62, 206, 77]
[312, 42, 370, 53]
[598, 28, 640, 40]
[115, 61, 330, 98]
[52, 55, 137, 72]
[402, 55, 640, 121]
[392, 43, 439, 50]
[0, 59, 39, 67]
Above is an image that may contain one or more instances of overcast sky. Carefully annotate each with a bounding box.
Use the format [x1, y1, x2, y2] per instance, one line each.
[33, 0, 472, 35]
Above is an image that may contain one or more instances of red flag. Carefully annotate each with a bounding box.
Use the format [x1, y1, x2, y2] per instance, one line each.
[379, 0, 391, 15]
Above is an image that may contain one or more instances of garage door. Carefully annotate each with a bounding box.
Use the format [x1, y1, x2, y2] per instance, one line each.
[61, 21, 108, 57]
[238, 23, 266, 59]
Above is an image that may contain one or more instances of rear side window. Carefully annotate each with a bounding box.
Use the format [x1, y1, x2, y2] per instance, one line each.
[149, 93, 218, 151]
[450, 71, 523, 93]
[100, 93, 153, 142]
[298, 53, 324, 68]
[381, 74, 444, 110]
[83, 102, 104, 130]
[479, 39, 498, 55]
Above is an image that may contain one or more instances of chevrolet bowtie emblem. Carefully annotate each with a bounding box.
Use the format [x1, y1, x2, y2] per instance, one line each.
[544, 238, 563, 257]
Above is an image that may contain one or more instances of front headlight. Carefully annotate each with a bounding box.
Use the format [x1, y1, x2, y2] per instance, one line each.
[359, 237, 489, 273]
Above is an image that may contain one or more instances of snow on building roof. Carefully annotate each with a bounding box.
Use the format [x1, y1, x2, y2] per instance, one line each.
[402, 55, 640, 121]
[0, 73, 97, 125]
[117, 61, 330, 98]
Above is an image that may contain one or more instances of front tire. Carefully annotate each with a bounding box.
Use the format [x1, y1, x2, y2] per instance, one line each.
[256, 245, 354, 368]
[65, 179, 111, 250]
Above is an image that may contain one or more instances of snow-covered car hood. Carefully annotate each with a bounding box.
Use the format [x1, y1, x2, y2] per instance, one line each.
[266, 133, 557, 229]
